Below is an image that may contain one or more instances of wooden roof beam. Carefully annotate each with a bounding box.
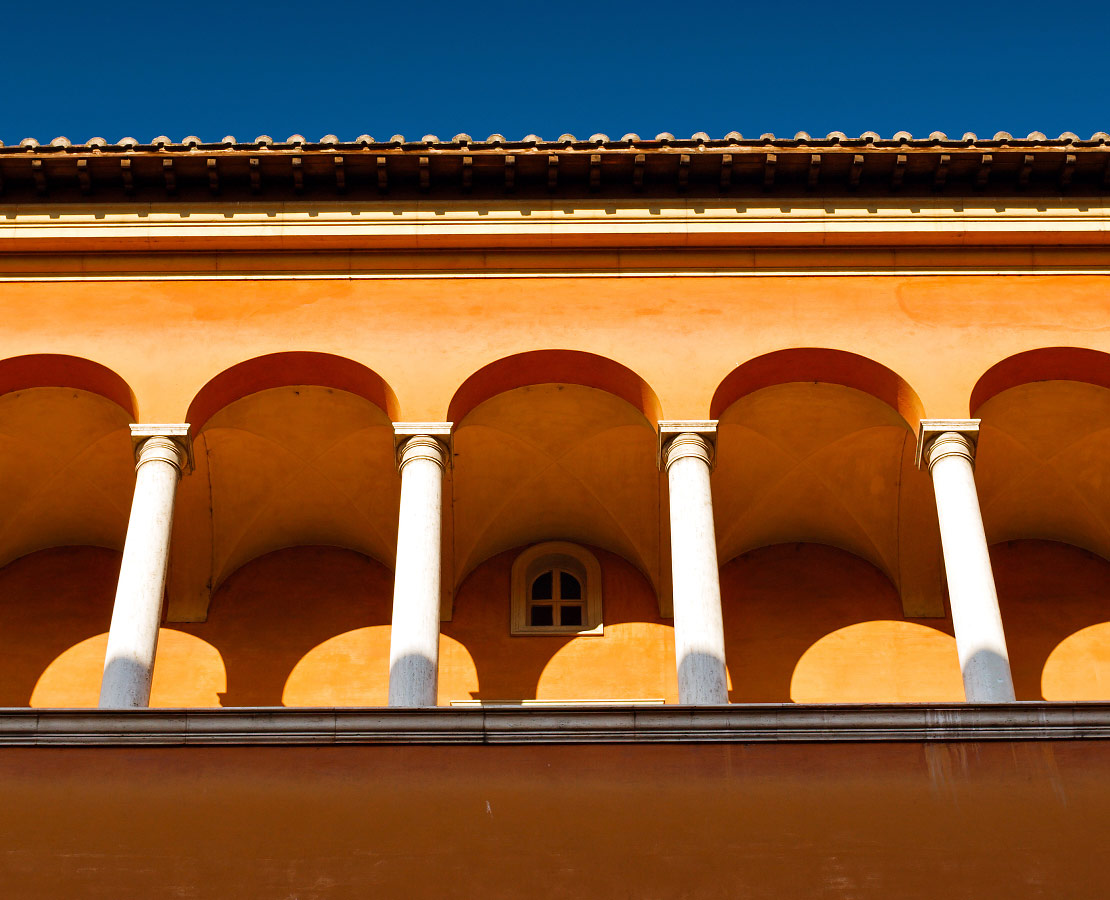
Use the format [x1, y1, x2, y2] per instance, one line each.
[848, 154, 864, 189]
[1018, 154, 1033, 187]
[719, 153, 732, 191]
[807, 154, 821, 189]
[333, 156, 345, 192]
[762, 152, 776, 189]
[976, 153, 992, 188]
[934, 154, 950, 189]
[891, 154, 906, 189]
[31, 159, 46, 195]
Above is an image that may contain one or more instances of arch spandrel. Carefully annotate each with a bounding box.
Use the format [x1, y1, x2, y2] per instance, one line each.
[711, 349, 942, 617]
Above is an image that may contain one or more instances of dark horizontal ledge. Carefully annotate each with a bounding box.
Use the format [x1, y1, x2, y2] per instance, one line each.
[2, 703, 1110, 746]
[0, 147, 1106, 202]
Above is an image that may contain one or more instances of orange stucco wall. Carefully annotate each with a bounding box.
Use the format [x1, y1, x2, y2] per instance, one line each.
[1, 240, 1109, 706]
[0, 271, 1106, 421]
[6, 540, 1110, 707]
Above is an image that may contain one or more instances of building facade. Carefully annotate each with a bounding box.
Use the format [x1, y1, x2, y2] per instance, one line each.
[1, 131, 1109, 896]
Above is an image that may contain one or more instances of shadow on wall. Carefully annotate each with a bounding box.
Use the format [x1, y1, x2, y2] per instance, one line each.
[178, 546, 395, 707]
[721, 543, 964, 703]
[993, 540, 1110, 701]
[442, 546, 677, 703]
[0, 547, 117, 706]
[15, 540, 1110, 709]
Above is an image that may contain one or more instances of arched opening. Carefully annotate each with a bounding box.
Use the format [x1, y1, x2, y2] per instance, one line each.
[973, 348, 1110, 562]
[169, 352, 401, 622]
[187, 350, 399, 432]
[970, 347, 1110, 416]
[991, 540, 1110, 701]
[172, 546, 394, 707]
[721, 544, 962, 703]
[0, 547, 117, 706]
[442, 545, 675, 703]
[710, 348, 943, 617]
[446, 350, 665, 612]
[448, 349, 661, 426]
[0, 355, 136, 571]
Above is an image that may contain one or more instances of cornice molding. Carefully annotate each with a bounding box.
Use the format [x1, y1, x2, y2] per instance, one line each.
[3, 200, 1110, 254]
[3, 703, 1110, 746]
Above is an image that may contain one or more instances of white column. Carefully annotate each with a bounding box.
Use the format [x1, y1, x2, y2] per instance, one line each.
[918, 420, 1015, 702]
[388, 424, 450, 707]
[662, 423, 728, 705]
[99, 425, 190, 708]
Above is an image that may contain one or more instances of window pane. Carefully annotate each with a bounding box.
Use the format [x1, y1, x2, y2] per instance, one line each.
[560, 605, 583, 626]
[530, 604, 554, 626]
[531, 571, 553, 600]
[560, 572, 582, 600]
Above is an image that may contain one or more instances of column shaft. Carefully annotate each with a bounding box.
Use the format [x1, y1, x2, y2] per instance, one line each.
[666, 433, 729, 705]
[99, 435, 186, 708]
[388, 435, 447, 707]
[928, 432, 1015, 702]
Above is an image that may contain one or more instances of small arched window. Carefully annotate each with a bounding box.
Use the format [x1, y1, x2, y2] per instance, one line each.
[511, 542, 603, 635]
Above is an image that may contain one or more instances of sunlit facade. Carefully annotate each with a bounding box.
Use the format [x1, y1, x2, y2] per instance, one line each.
[1, 131, 1108, 897]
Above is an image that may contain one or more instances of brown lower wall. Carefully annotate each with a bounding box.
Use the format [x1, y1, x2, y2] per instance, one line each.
[1, 739, 1107, 898]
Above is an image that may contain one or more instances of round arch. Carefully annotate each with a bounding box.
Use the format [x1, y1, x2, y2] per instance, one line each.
[0, 353, 135, 417]
[710, 347, 923, 429]
[447, 350, 664, 612]
[447, 349, 662, 427]
[971, 347, 1110, 415]
[187, 351, 399, 431]
[972, 352, 1110, 565]
[169, 353, 402, 622]
[710, 349, 940, 617]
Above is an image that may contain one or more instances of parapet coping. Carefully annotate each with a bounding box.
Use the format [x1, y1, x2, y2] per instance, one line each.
[2, 703, 1109, 746]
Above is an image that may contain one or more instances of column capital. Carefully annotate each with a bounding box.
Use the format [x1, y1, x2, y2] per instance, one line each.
[916, 419, 980, 471]
[393, 422, 452, 471]
[658, 420, 718, 471]
[130, 424, 192, 474]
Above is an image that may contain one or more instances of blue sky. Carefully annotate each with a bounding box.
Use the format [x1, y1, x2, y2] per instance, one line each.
[2, 0, 1107, 145]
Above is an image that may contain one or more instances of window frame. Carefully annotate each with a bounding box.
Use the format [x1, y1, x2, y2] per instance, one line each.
[510, 542, 603, 636]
